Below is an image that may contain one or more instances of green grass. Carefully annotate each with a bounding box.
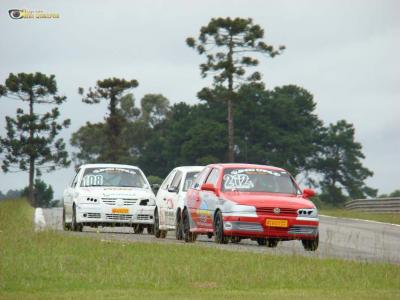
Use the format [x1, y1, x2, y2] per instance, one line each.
[0, 199, 399, 299]
[320, 209, 400, 225]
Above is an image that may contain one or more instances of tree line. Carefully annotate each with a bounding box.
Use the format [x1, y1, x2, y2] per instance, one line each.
[0, 17, 379, 207]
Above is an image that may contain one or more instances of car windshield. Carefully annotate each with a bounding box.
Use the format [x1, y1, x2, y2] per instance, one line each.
[183, 171, 199, 191]
[80, 167, 148, 188]
[221, 168, 299, 194]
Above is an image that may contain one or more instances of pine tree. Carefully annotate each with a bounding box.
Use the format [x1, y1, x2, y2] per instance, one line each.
[0, 72, 70, 206]
[186, 17, 284, 161]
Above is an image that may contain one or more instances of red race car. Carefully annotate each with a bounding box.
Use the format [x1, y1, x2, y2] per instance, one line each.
[181, 163, 319, 251]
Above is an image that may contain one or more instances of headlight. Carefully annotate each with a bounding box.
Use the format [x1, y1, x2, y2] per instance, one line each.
[297, 208, 318, 218]
[139, 198, 155, 206]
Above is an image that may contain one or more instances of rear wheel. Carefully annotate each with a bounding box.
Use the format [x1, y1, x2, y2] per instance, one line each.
[133, 224, 144, 234]
[214, 211, 229, 244]
[71, 206, 83, 232]
[183, 209, 197, 242]
[154, 209, 167, 238]
[302, 235, 319, 251]
[62, 207, 71, 231]
[266, 238, 279, 248]
[175, 210, 184, 240]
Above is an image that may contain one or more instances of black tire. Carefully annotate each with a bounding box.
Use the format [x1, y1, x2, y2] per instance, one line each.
[266, 238, 279, 248]
[231, 236, 241, 244]
[302, 235, 319, 251]
[71, 205, 83, 232]
[154, 209, 167, 239]
[147, 225, 154, 234]
[207, 233, 213, 239]
[62, 207, 71, 231]
[257, 238, 267, 246]
[133, 224, 144, 234]
[214, 210, 229, 244]
[183, 209, 197, 242]
[175, 210, 184, 240]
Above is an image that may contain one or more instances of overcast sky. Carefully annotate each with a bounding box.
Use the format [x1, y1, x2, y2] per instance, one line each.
[0, 0, 399, 198]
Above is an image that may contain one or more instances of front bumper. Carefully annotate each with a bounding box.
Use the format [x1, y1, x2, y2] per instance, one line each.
[75, 203, 155, 225]
[223, 213, 319, 240]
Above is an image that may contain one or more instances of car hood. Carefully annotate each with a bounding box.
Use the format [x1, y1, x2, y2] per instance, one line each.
[220, 192, 315, 209]
[78, 186, 155, 198]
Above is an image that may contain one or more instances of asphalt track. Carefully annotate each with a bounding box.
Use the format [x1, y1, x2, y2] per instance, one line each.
[38, 208, 400, 264]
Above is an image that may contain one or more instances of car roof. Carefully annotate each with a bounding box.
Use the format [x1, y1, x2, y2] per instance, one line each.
[79, 163, 140, 169]
[207, 163, 286, 172]
[174, 166, 204, 172]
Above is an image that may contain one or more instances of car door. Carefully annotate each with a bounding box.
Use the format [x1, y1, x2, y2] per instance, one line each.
[63, 169, 80, 220]
[156, 169, 176, 227]
[165, 170, 183, 226]
[187, 167, 211, 228]
[198, 168, 221, 229]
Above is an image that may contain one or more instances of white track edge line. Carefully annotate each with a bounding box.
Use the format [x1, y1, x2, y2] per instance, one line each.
[320, 214, 400, 227]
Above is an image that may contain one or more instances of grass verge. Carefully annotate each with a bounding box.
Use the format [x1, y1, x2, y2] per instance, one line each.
[320, 209, 400, 225]
[0, 199, 399, 299]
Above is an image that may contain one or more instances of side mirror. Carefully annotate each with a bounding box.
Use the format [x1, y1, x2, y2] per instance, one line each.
[168, 186, 179, 193]
[303, 188, 315, 198]
[201, 183, 217, 193]
[152, 184, 160, 193]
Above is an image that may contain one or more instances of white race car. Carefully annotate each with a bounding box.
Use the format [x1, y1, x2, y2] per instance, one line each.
[62, 163, 156, 233]
[153, 166, 204, 239]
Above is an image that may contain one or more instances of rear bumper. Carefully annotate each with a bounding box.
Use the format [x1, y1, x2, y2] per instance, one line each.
[222, 213, 319, 240]
[75, 204, 155, 225]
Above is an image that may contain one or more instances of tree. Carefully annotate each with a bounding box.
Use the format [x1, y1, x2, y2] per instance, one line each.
[186, 17, 285, 161]
[22, 179, 54, 208]
[78, 78, 138, 163]
[233, 84, 324, 176]
[72, 90, 170, 167]
[0, 72, 70, 206]
[315, 120, 377, 205]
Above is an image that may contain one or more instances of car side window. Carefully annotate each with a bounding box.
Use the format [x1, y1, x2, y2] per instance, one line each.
[170, 171, 183, 189]
[160, 170, 176, 190]
[193, 167, 210, 190]
[205, 168, 220, 186]
[71, 169, 80, 188]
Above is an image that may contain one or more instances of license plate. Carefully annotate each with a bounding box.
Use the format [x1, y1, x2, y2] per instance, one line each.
[112, 208, 129, 214]
[266, 219, 288, 228]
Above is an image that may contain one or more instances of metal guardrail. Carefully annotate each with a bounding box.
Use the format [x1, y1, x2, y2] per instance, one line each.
[345, 198, 400, 213]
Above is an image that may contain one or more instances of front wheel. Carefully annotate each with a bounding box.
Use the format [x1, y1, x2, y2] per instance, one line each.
[175, 210, 184, 240]
[214, 211, 228, 244]
[154, 209, 167, 239]
[147, 225, 154, 234]
[302, 235, 319, 251]
[183, 209, 197, 242]
[71, 206, 82, 232]
[257, 238, 267, 246]
[266, 238, 279, 248]
[133, 224, 144, 234]
[231, 236, 241, 244]
[62, 207, 71, 231]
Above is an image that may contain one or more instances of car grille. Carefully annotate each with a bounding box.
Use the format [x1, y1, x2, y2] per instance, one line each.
[87, 213, 101, 219]
[236, 222, 263, 231]
[136, 214, 151, 221]
[105, 214, 133, 221]
[288, 226, 318, 235]
[102, 198, 138, 205]
[256, 207, 297, 216]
